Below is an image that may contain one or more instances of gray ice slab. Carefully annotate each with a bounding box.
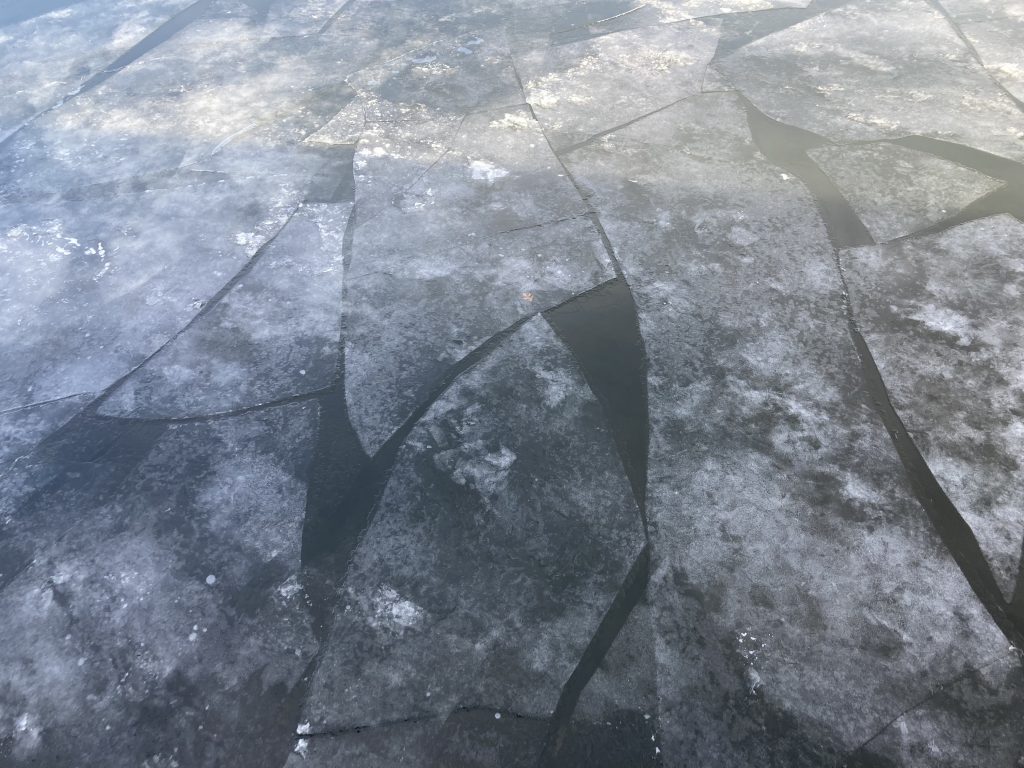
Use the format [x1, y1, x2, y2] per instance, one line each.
[345, 215, 611, 454]
[718, 0, 1024, 162]
[350, 104, 585, 237]
[344, 106, 608, 454]
[346, 19, 520, 123]
[100, 202, 350, 418]
[941, 0, 1024, 104]
[514, 19, 720, 150]
[0, 402, 318, 768]
[0, 175, 303, 412]
[317, 0, 492, 79]
[843, 216, 1024, 600]
[808, 141, 1003, 242]
[0, 14, 354, 201]
[321, 12, 548, 219]
[260, 0, 349, 38]
[507, 0, 808, 51]
[563, 91, 1010, 764]
[851, 648, 1024, 767]
[304, 317, 645, 730]
[0, 395, 91, 472]
[0, 0, 194, 139]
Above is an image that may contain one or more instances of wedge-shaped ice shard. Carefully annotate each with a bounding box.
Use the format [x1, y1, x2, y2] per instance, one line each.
[843, 216, 1024, 600]
[808, 141, 1002, 242]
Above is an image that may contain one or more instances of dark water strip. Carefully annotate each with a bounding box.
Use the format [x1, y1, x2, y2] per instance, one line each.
[894, 135, 1024, 186]
[545, 277, 649, 523]
[528, 88, 660, 759]
[318, 0, 356, 34]
[744, 102, 873, 248]
[743, 99, 1024, 651]
[73, 0, 213, 94]
[536, 544, 651, 767]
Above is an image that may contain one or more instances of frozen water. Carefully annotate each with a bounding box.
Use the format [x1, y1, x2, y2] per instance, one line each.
[1, 1, 1022, 766]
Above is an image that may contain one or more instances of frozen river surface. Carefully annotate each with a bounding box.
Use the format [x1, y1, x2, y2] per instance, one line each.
[1, 0, 1024, 766]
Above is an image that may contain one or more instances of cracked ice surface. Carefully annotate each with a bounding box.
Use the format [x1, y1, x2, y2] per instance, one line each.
[305, 317, 644, 729]
[1, 0, 1024, 766]
[563, 91, 1012, 763]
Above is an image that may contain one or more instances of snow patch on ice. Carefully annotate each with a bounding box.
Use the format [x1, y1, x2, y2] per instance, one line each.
[908, 303, 976, 346]
[490, 112, 534, 131]
[13, 712, 41, 754]
[369, 585, 424, 632]
[469, 160, 509, 183]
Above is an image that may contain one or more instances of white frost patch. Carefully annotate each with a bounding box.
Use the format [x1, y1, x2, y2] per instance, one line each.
[728, 225, 758, 247]
[435, 442, 517, 498]
[842, 473, 883, 507]
[908, 303, 976, 346]
[277, 576, 303, 599]
[735, 628, 768, 696]
[296, 721, 312, 735]
[537, 367, 575, 407]
[489, 112, 534, 131]
[294, 738, 309, 758]
[369, 585, 424, 632]
[469, 160, 509, 183]
[13, 713, 42, 753]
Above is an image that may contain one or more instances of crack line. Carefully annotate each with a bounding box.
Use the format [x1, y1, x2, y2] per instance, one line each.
[91, 388, 331, 425]
[845, 651, 1014, 759]
[85, 205, 303, 416]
